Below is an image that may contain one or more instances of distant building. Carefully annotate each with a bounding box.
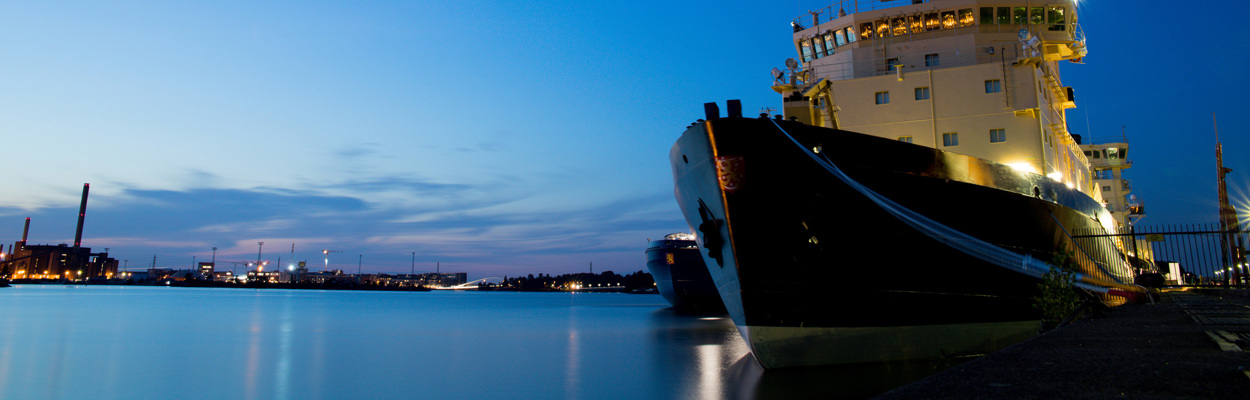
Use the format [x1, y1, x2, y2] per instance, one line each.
[247, 270, 279, 283]
[1, 242, 118, 280]
[198, 262, 215, 276]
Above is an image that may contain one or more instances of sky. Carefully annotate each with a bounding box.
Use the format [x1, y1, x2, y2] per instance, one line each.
[2, 0, 1248, 279]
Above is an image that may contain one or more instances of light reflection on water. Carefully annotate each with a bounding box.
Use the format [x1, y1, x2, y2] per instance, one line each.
[0, 285, 947, 399]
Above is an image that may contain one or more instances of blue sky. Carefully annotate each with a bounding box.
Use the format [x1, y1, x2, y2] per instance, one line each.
[2, 1, 1248, 278]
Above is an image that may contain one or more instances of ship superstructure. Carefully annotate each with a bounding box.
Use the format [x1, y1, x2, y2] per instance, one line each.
[779, 0, 1097, 206]
[1081, 137, 1144, 226]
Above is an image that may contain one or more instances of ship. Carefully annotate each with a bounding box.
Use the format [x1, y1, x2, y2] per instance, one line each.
[645, 233, 726, 312]
[668, 0, 1148, 369]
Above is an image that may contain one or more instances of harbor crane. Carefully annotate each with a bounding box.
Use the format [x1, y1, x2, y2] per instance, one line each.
[321, 249, 342, 272]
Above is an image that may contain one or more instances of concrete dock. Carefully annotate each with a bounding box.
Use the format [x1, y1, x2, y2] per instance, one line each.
[876, 290, 1250, 399]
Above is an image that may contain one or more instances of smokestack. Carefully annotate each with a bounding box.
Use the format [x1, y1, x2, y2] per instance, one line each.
[21, 217, 30, 249]
[73, 183, 89, 248]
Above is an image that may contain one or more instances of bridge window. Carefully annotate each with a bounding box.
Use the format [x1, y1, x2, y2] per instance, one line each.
[860, 23, 874, 40]
[997, 7, 1010, 24]
[941, 11, 956, 29]
[980, 7, 994, 24]
[1013, 7, 1027, 25]
[846, 26, 857, 43]
[891, 17, 907, 36]
[925, 13, 941, 30]
[800, 40, 814, 61]
[958, 9, 974, 27]
[1047, 6, 1066, 31]
[876, 20, 890, 38]
[812, 36, 825, 59]
[823, 32, 835, 55]
[909, 15, 924, 33]
[1030, 7, 1045, 25]
[834, 29, 847, 46]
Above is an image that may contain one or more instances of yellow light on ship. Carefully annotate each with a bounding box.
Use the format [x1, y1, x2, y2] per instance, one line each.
[1046, 172, 1064, 182]
[1006, 162, 1038, 175]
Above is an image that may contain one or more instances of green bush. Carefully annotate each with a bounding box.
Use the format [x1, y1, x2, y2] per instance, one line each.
[1034, 247, 1081, 330]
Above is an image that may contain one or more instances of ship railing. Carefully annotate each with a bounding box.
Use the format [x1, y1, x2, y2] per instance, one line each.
[1083, 137, 1130, 145]
[791, 0, 937, 29]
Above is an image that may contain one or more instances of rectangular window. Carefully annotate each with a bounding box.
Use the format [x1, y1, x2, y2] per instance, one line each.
[1047, 6, 1066, 31]
[985, 79, 1002, 93]
[891, 17, 908, 36]
[887, 57, 900, 72]
[989, 128, 1006, 143]
[822, 32, 835, 55]
[924, 53, 939, 67]
[925, 13, 941, 30]
[835, 29, 847, 46]
[941, 11, 956, 29]
[875, 20, 890, 38]
[1013, 7, 1027, 25]
[800, 40, 813, 61]
[859, 23, 874, 40]
[898, 136, 913, 143]
[1102, 185, 1112, 192]
[958, 9, 974, 27]
[997, 7, 1011, 24]
[1030, 7, 1045, 25]
[942, 133, 959, 147]
[980, 7, 994, 24]
[1092, 151, 1100, 159]
[812, 36, 825, 59]
[908, 15, 924, 33]
[846, 26, 857, 43]
[875, 91, 890, 105]
[914, 87, 930, 100]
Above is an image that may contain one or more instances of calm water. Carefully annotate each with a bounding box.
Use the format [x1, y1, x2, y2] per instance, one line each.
[0, 285, 942, 399]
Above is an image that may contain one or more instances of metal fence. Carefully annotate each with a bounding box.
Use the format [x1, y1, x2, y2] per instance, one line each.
[1075, 223, 1250, 288]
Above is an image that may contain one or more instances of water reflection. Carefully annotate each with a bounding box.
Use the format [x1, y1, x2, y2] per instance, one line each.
[0, 286, 962, 399]
[647, 307, 969, 400]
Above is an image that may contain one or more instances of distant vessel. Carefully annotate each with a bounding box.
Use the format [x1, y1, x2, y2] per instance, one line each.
[669, 0, 1147, 369]
[645, 233, 725, 312]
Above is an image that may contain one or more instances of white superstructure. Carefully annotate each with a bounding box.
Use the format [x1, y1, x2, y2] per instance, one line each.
[779, 0, 1098, 203]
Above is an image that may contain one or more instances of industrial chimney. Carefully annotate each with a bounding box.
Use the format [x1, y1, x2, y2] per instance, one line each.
[73, 183, 89, 248]
[20, 217, 29, 250]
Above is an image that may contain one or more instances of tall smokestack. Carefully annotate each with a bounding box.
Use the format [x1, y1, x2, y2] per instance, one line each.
[20, 217, 30, 250]
[73, 183, 89, 248]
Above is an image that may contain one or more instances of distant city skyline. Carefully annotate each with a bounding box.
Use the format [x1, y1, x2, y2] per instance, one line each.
[2, 1, 1248, 278]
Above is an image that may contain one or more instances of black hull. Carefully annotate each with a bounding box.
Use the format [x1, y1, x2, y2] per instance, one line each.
[670, 116, 1138, 368]
[645, 238, 726, 312]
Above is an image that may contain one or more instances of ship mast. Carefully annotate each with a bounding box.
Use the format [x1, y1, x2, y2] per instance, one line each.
[1214, 114, 1246, 286]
